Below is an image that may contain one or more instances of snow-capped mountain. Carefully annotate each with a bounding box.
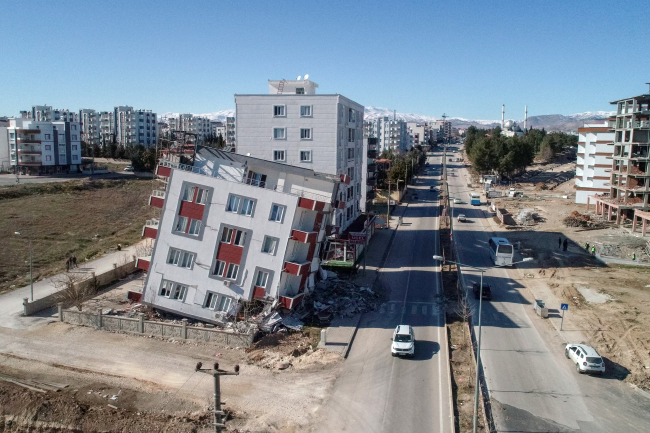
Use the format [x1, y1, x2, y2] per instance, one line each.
[158, 109, 235, 122]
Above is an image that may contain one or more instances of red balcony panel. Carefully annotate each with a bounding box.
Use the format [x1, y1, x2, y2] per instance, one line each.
[143, 226, 158, 239]
[291, 229, 317, 244]
[217, 243, 243, 265]
[299, 273, 309, 293]
[279, 293, 304, 310]
[340, 174, 351, 185]
[313, 212, 324, 231]
[179, 201, 204, 220]
[136, 257, 150, 271]
[253, 286, 266, 299]
[150, 196, 164, 208]
[306, 242, 317, 262]
[283, 261, 310, 276]
[127, 291, 142, 302]
[157, 165, 171, 177]
[338, 201, 346, 210]
[298, 197, 326, 212]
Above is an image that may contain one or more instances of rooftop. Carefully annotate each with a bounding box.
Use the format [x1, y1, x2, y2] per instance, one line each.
[610, 93, 650, 104]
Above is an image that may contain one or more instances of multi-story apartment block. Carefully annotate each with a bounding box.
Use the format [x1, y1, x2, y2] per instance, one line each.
[21, 105, 79, 123]
[363, 117, 408, 153]
[575, 120, 615, 204]
[169, 114, 212, 140]
[79, 109, 101, 145]
[225, 117, 236, 149]
[114, 106, 158, 147]
[211, 121, 226, 139]
[137, 147, 341, 321]
[407, 122, 429, 148]
[2, 118, 82, 174]
[234, 79, 365, 233]
[99, 111, 115, 144]
[361, 137, 378, 211]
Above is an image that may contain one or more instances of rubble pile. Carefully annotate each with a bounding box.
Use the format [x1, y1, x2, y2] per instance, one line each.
[562, 211, 605, 229]
[599, 243, 650, 262]
[516, 208, 538, 226]
[305, 278, 380, 319]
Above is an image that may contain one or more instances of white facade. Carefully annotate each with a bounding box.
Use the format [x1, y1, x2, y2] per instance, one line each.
[226, 117, 236, 148]
[140, 147, 339, 322]
[211, 121, 226, 139]
[169, 114, 212, 139]
[0, 127, 9, 171]
[407, 122, 429, 148]
[234, 80, 365, 233]
[575, 121, 615, 203]
[79, 109, 100, 145]
[5, 118, 82, 174]
[21, 105, 79, 123]
[364, 117, 408, 153]
[114, 106, 158, 147]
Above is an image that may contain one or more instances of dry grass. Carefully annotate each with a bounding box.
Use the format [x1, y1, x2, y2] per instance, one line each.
[0, 178, 156, 294]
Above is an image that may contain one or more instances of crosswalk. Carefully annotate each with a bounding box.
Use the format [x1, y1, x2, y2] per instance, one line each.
[379, 302, 442, 317]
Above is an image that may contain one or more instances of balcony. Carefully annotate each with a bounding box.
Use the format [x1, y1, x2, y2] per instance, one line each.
[17, 148, 42, 155]
[367, 150, 377, 159]
[136, 256, 151, 272]
[367, 162, 376, 173]
[142, 219, 159, 239]
[283, 261, 310, 276]
[149, 190, 165, 208]
[279, 292, 304, 310]
[17, 136, 41, 144]
[291, 229, 318, 244]
[366, 178, 377, 187]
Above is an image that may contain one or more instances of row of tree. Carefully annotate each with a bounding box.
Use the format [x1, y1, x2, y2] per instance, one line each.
[81, 142, 157, 171]
[464, 126, 577, 177]
[375, 146, 426, 188]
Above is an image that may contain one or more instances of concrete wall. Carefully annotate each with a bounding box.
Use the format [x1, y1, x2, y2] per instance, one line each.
[60, 307, 254, 347]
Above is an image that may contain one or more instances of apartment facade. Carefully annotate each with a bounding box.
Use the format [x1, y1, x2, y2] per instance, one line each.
[407, 122, 429, 148]
[364, 117, 408, 153]
[79, 109, 101, 145]
[169, 114, 212, 139]
[575, 120, 614, 204]
[114, 106, 158, 147]
[234, 79, 365, 233]
[211, 121, 226, 139]
[225, 117, 236, 149]
[3, 118, 82, 174]
[137, 147, 340, 322]
[21, 105, 79, 123]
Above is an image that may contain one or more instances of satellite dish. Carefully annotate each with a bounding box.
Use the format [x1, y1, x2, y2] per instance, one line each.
[304, 74, 309, 80]
[297, 76, 302, 80]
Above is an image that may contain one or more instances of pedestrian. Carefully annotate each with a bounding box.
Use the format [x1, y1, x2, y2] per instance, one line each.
[591, 246, 596, 256]
[117, 244, 122, 251]
[563, 238, 568, 251]
[632, 253, 636, 261]
[558, 237, 562, 249]
[72, 254, 77, 268]
[585, 242, 589, 251]
[66, 258, 70, 273]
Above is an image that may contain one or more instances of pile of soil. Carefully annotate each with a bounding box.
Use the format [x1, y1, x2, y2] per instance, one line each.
[246, 331, 340, 371]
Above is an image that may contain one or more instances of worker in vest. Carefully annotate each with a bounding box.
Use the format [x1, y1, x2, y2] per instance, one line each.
[584, 242, 589, 251]
[591, 246, 596, 256]
[632, 253, 636, 261]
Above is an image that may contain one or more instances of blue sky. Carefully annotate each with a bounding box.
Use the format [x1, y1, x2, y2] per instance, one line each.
[1, 0, 647, 120]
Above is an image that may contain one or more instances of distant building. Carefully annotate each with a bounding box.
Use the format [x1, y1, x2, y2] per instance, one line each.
[99, 111, 115, 144]
[575, 120, 615, 204]
[21, 105, 79, 123]
[211, 121, 226, 140]
[79, 109, 101, 145]
[501, 120, 525, 137]
[407, 122, 429, 148]
[2, 118, 82, 174]
[114, 106, 158, 147]
[364, 117, 408, 153]
[169, 114, 212, 140]
[225, 117, 236, 149]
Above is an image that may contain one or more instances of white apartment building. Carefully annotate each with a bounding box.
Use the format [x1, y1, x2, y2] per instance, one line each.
[407, 122, 429, 148]
[114, 106, 158, 147]
[234, 79, 365, 233]
[2, 118, 82, 174]
[138, 146, 341, 321]
[99, 111, 115, 144]
[364, 117, 409, 153]
[211, 121, 226, 139]
[79, 109, 101, 145]
[21, 105, 79, 123]
[226, 117, 236, 148]
[169, 114, 212, 139]
[575, 121, 615, 203]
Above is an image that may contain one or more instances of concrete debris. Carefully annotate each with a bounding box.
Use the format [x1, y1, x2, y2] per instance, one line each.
[516, 208, 538, 226]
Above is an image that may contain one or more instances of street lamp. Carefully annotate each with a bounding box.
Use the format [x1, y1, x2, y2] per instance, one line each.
[14, 231, 33, 301]
[433, 254, 533, 433]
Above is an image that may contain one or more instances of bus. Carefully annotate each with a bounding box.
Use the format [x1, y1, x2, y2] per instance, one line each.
[470, 192, 481, 206]
[489, 237, 514, 266]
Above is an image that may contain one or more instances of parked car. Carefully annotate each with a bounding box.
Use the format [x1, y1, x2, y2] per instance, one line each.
[391, 325, 415, 358]
[124, 166, 134, 172]
[453, 197, 462, 204]
[473, 282, 492, 300]
[565, 344, 605, 375]
[457, 214, 466, 222]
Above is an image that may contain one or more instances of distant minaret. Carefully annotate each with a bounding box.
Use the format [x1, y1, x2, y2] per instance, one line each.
[524, 105, 528, 130]
[501, 105, 505, 129]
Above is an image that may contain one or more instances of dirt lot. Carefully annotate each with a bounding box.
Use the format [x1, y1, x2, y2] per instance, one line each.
[490, 178, 650, 391]
[0, 178, 156, 295]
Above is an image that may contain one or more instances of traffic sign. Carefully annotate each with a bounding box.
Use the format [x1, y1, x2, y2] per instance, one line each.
[348, 232, 367, 245]
[561, 303, 569, 311]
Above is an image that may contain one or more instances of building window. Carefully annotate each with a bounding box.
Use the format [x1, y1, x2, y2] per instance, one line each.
[347, 206, 353, 219]
[300, 128, 311, 140]
[204, 292, 218, 309]
[273, 150, 286, 161]
[46, 155, 52, 161]
[255, 270, 269, 288]
[225, 263, 239, 280]
[233, 230, 247, 246]
[217, 295, 233, 312]
[347, 186, 354, 199]
[213, 260, 226, 276]
[273, 105, 285, 116]
[183, 186, 197, 201]
[226, 194, 254, 215]
[71, 145, 78, 150]
[273, 128, 286, 139]
[347, 148, 354, 159]
[246, 171, 267, 188]
[196, 188, 208, 204]
[44, 134, 51, 139]
[269, 204, 285, 222]
[221, 227, 234, 243]
[167, 248, 195, 269]
[347, 166, 354, 180]
[175, 216, 189, 233]
[240, 198, 255, 216]
[300, 106, 312, 117]
[188, 219, 202, 235]
[72, 135, 77, 140]
[348, 108, 355, 123]
[226, 194, 240, 212]
[159, 280, 188, 301]
[348, 128, 355, 142]
[296, 88, 305, 94]
[261, 236, 278, 255]
[300, 150, 312, 162]
[72, 155, 79, 161]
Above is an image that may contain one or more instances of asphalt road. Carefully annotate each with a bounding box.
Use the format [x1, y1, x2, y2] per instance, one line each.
[447, 146, 650, 432]
[312, 153, 454, 432]
[0, 172, 136, 186]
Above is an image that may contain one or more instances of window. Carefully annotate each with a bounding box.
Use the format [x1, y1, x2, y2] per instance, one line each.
[226, 194, 241, 212]
[239, 198, 254, 216]
[295, 87, 305, 94]
[159, 280, 187, 301]
[72, 145, 78, 150]
[348, 186, 354, 199]
[9, 133, 14, 138]
[167, 248, 195, 268]
[233, 230, 247, 246]
[273, 105, 285, 116]
[196, 188, 208, 204]
[44, 134, 51, 139]
[300, 106, 312, 116]
[217, 295, 233, 312]
[183, 186, 197, 202]
[348, 108, 355, 122]
[262, 236, 278, 254]
[175, 216, 189, 233]
[46, 155, 52, 161]
[347, 166, 354, 180]
[225, 263, 239, 280]
[300, 150, 312, 162]
[347, 148, 354, 159]
[347, 206, 353, 219]
[160, 281, 172, 297]
[221, 227, 234, 243]
[246, 171, 267, 188]
[273, 150, 285, 161]
[72, 135, 77, 140]
[72, 155, 79, 161]
[273, 128, 286, 139]
[255, 270, 269, 288]
[270, 204, 285, 222]
[188, 219, 202, 235]
[348, 128, 355, 142]
[204, 292, 218, 309]
[213, 260, 226, 276]
[172, 284, 187, 300]
[300, 128, 311, 140]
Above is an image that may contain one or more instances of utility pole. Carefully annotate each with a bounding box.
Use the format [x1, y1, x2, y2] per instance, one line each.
[386, 180, 391, 229]
[196, 362, 239, 433]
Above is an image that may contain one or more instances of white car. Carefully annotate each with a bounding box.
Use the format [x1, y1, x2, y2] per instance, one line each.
[391, 325, 415, 358]
[458, 214, 466, 222]
[453, 197, 462, 204]
[565, 343, 605, 375]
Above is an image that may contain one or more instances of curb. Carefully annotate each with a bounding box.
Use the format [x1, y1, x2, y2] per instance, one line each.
[343, 313, 363, 359]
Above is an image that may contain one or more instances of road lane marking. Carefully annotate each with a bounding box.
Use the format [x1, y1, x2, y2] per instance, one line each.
[411, 305, 417, 315]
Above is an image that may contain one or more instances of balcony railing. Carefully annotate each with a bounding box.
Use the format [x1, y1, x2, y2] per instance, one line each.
[152, 190, 166, 198]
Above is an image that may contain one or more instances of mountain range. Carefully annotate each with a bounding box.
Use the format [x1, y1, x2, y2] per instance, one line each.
[159, 107, 614, 133]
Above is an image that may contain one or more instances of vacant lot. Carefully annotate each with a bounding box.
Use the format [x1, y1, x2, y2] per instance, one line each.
[0, 178, 156, 294]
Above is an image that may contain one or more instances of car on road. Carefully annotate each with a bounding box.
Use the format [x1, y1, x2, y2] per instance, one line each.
[565, 344, 605, 375]
[457, 214, 466, 222]
[453, 197, 462, 204]
[391, 325, 415, 358]
[124, 166, 134, 172]
[472, 283, 492, 300]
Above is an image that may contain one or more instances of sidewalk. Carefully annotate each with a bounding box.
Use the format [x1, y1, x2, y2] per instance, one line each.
[0, 242, 147, 330]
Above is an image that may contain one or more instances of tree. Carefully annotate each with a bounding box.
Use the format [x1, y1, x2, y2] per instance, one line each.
[54, 272, 98, 311]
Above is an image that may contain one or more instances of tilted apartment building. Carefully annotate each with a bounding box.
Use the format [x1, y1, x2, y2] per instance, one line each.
[137, 146, 341, 322]
[574, 120, 615, 204]
[234, 79, 365, 233]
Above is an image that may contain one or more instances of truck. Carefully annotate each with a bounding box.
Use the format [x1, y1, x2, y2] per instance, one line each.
[470, 192, 481, 206]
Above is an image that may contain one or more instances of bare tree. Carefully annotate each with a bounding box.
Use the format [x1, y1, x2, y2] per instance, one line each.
[456, 286, 474, 348]
[53, 272, 97, 311]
